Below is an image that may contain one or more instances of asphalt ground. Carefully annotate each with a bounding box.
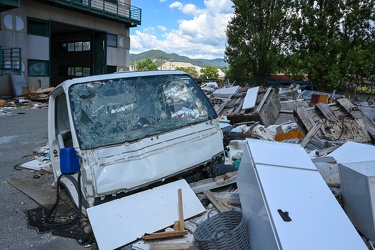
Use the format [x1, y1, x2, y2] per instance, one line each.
[0, 107, 86, 250]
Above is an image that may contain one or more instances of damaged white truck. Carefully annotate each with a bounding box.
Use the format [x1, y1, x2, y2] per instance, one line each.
[48, 70, 224, 209]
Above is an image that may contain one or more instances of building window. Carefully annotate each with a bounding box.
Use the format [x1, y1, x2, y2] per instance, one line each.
[83, 41, 91, 51]
[106, 0, 118, 4]
[62, 41, 91, 52]
[27, 18, 49, 37]
[107, 34, 117, 47]
[62, 66, 91, 76]
[28, 60, 49, 76]
[75, 42, 83, 52]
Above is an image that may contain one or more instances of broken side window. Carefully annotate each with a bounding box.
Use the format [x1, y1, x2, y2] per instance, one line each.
[68, 74, 217, 149]
[55, 93, 73, 148]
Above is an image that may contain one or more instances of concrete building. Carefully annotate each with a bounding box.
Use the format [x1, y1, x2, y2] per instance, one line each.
[0, 0, 141, 97]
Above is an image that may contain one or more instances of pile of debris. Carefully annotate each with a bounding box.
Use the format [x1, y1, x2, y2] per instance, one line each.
[7, 83, 375, 250]
[0, 86, 53, 111]
[14, 139, 375, 250]
[205, 84, 375, 149]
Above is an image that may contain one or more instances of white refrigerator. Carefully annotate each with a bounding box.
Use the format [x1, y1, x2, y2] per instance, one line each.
[237, 139, 367, 250]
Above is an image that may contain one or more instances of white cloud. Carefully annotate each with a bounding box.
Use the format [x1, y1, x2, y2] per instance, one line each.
[157, 25, 167, 32]
[204, 0, 233, 15]
[169, 1, 182, 9]
[131, 0, 234, 59]
[169, 2, 204, 15]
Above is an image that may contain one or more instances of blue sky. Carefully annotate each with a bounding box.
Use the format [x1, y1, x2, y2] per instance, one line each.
[130, 0, 234, 59]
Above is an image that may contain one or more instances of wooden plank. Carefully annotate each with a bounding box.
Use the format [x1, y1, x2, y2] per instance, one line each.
[315, 103, 338, 122]
[336, 98, 356, 111]
[294, 106, 316, 131]
[197, 192, 241, 205]
[279, 109, 294, 114]
[189, 172, 237, 194]
[178, 189, 184, 232]
[203, 190, 230, 213]
[149, 242, 193, 250]
[255, 88, 272, 113]
[301, 121, 323, 148]
[337, 98, 375, 141]
[143, 230, 188, 240]
[314, 145, 340, 157]
[216, 96, 232, 115]
[255, 88, 281, 126]
[234, 96, 243, 105]
[30, 87, 54, 94]
[234, 98, 245, 114]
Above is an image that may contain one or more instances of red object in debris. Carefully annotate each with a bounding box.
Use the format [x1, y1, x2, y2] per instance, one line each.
[311, 94, 319, 104]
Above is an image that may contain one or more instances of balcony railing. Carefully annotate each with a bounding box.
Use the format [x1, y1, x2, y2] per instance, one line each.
[0, 47, 22, 76]
[0, 0, 20, 12]
[33, 0, 141, 26]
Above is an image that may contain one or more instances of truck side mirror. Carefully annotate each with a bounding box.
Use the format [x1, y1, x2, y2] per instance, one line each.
[60, 147, 80, 174]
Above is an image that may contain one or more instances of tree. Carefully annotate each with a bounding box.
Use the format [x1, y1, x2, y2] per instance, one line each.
[136, 58, 158, 71]
[175, 66, 199, 78]
[200, 66, 219, 79]
[286, 0, 375, 90]
[226, 0, 375, 90]
[225, 0, 294, 83]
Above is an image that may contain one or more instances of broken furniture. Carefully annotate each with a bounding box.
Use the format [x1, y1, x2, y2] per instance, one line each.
[209, 87, 281, 126]
[237, 139, 367, 250]
[294, 97, 375, 145]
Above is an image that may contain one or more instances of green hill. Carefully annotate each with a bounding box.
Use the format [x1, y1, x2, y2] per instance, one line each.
[129, 50, 228, 68]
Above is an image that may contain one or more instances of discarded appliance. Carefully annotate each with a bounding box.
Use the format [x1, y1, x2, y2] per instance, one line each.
[339, 160, 375, 243]
[48, 70, 224, 209]
[328, 141, 375, 164]
[237, 139, 367, 250]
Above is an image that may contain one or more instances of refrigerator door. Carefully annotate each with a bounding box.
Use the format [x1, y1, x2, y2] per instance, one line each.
[237, 139, 367, 250]
[246, 139, 317, 171]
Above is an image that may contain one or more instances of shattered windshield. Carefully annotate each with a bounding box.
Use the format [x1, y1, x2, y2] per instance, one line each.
[69, 74, 217, 149]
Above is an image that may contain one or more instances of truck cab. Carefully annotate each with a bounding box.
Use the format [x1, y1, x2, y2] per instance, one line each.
[48, 71, 224, 208]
